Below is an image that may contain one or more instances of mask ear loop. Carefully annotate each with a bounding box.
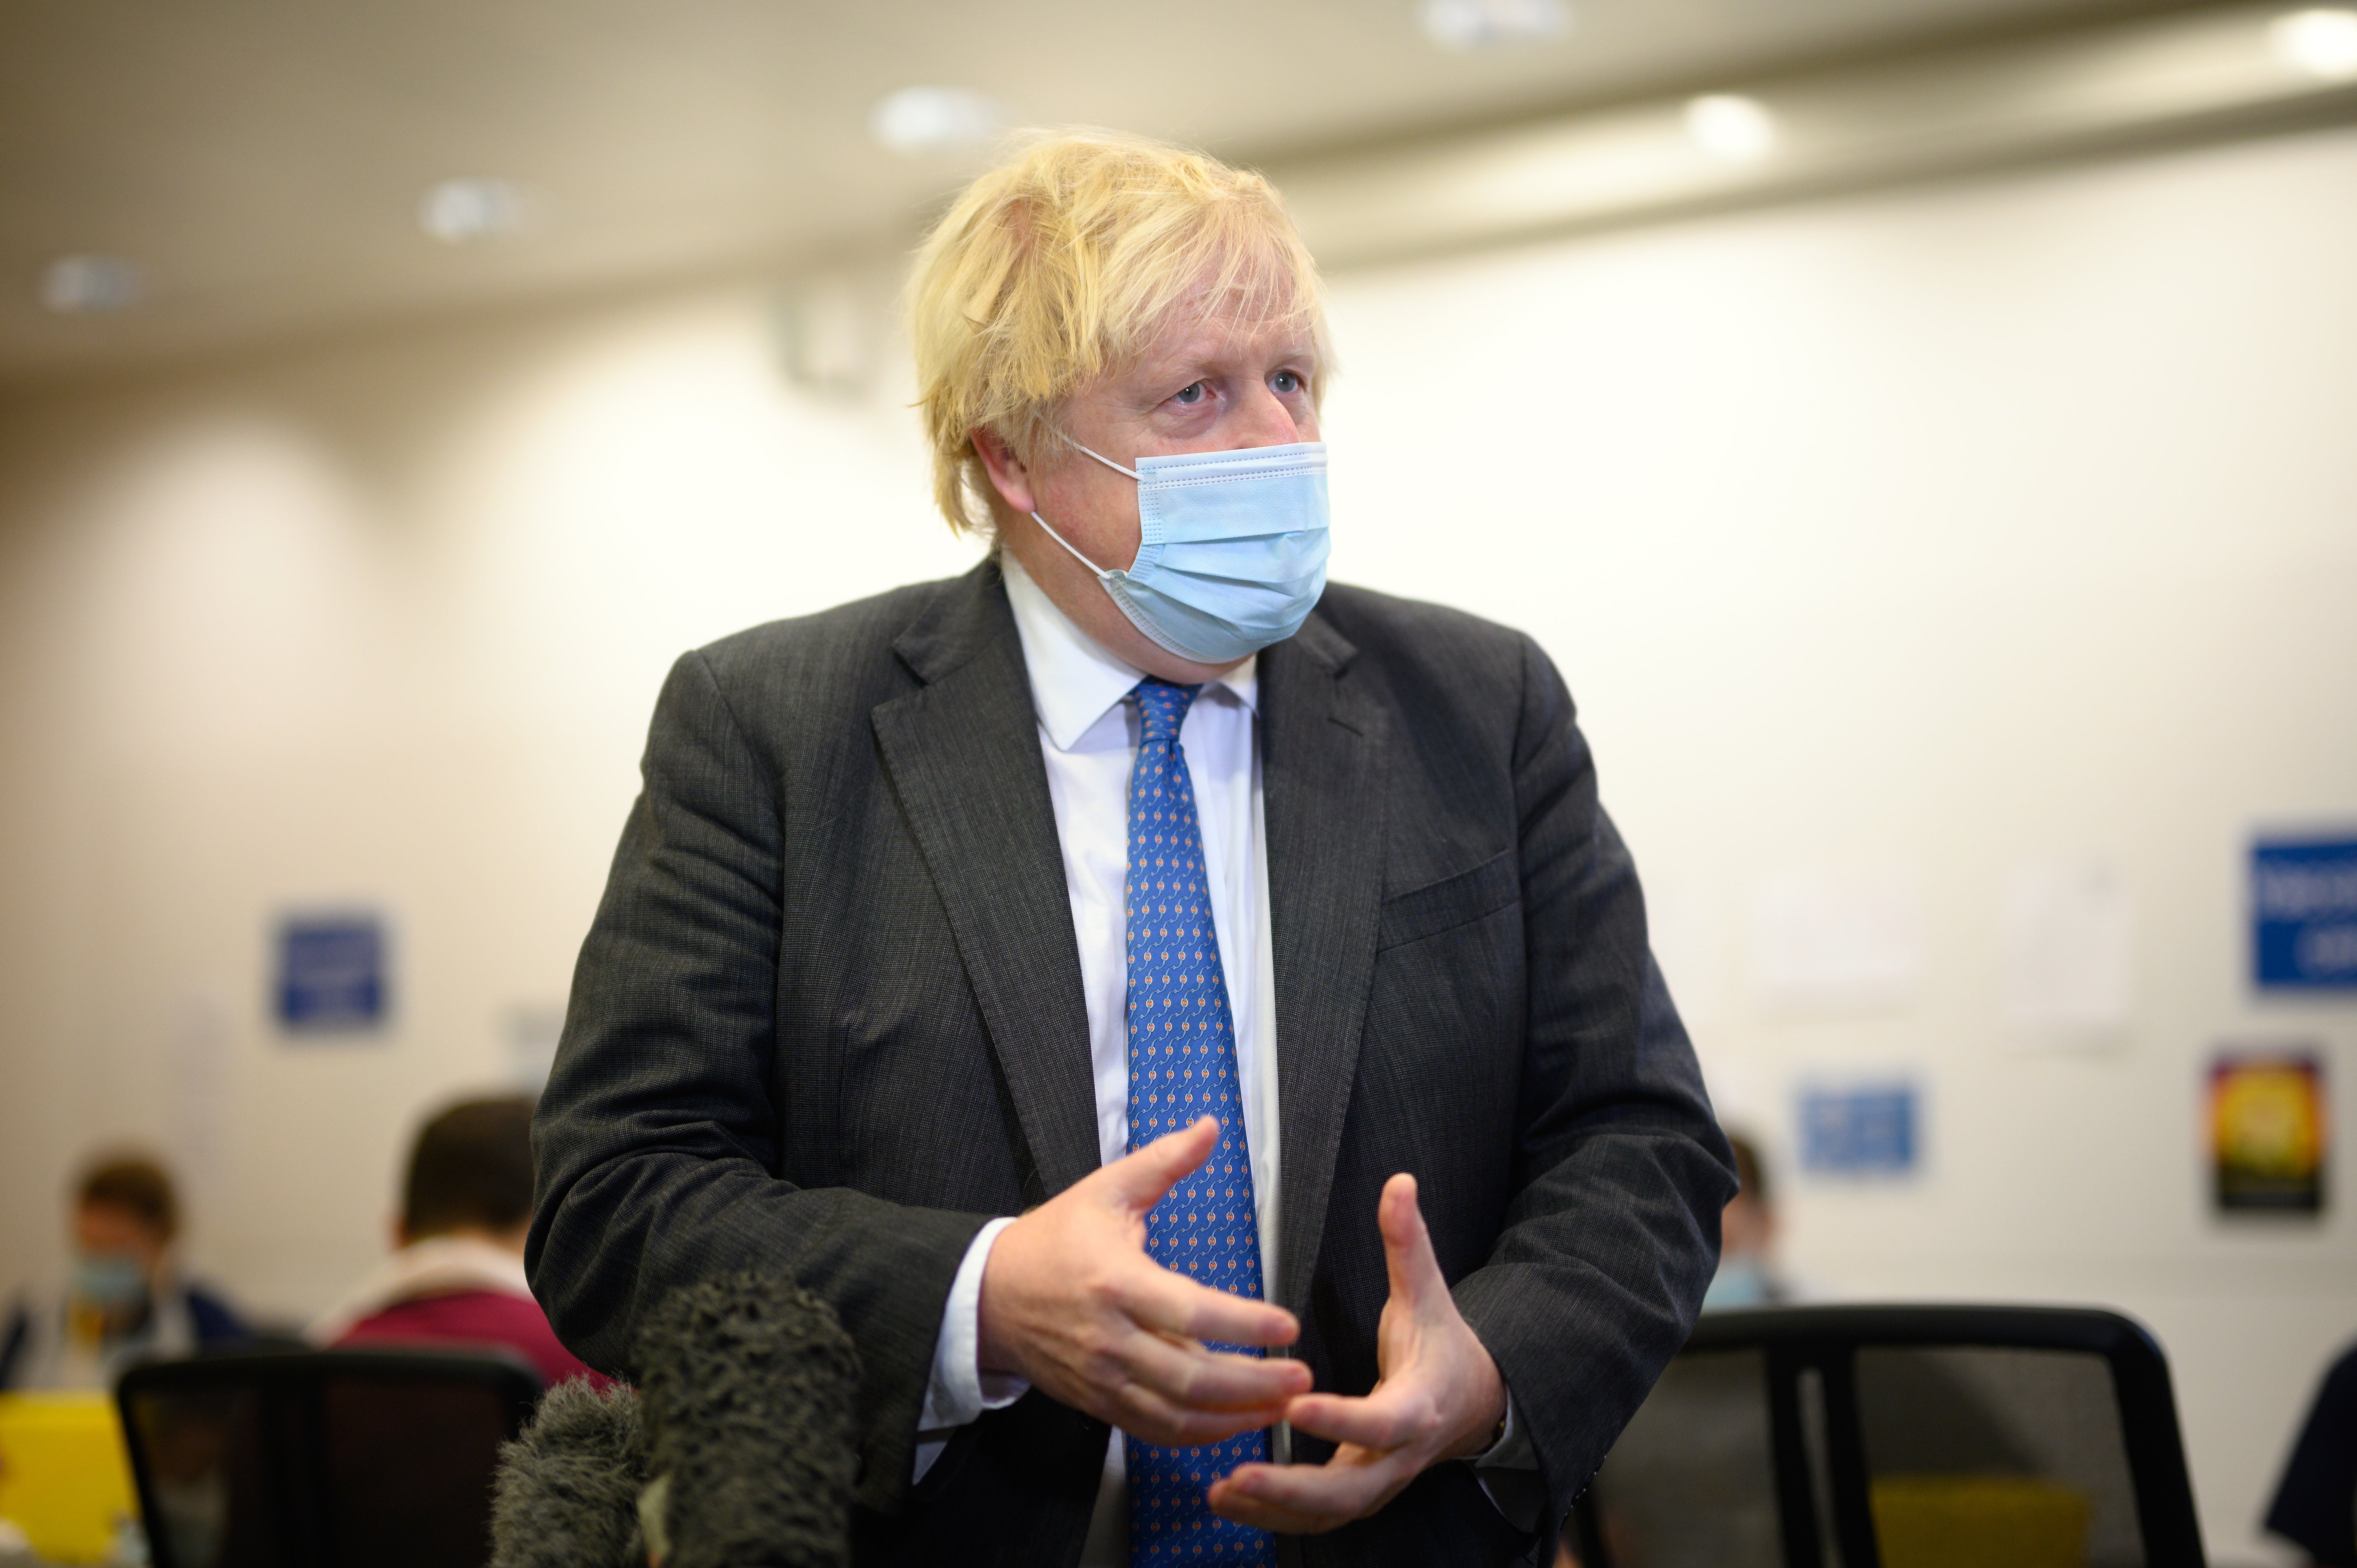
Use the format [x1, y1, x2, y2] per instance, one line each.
[1027, 435, 1142, 579]
[1064, 438, 1141, 480]
[1028, 510, 1115, 580]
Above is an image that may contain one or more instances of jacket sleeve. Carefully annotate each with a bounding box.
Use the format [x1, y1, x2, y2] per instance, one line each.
[1449, 634, 1738, 1535]
[526, 648, 988, 1515]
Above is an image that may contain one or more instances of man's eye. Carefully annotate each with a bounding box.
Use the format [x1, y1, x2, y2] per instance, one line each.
[1172, 382, 1206, 405]
[1271, 370, 1301, 395]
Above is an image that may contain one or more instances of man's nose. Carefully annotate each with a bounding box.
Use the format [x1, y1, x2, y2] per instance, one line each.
[1228, 380, 1309, 449]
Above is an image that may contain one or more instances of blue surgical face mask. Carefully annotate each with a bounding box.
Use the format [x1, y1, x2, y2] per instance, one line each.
[73, 1252, 150, 1311]
[1028, 437, 1330, 666]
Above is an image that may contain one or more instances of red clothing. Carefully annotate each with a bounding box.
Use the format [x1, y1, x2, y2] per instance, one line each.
[334, 1288, 606, 1389]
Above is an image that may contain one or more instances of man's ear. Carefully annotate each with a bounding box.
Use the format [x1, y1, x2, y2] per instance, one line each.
[969, 429, 1037, 516]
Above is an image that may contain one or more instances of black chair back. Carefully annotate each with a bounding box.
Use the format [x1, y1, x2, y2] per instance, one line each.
[1571, 1304, 2205, 1568]
[116, 1346, 540, 1568]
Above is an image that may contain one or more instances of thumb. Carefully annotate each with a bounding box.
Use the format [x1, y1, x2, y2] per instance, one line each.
[1099, 1116, 1220, 1214]
[1379, 1172, 1448, 1313]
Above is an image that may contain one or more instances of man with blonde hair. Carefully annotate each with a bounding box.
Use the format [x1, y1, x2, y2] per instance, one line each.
[532, 131, 1731, 1566]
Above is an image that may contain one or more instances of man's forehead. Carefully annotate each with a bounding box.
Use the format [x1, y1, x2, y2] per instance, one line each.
[1128, 310, 1318, 377]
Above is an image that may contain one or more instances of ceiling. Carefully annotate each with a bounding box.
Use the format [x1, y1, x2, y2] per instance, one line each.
[0, 0, 2195, 381]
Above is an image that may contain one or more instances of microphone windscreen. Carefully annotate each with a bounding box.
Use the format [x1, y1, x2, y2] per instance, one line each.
[636, 1271, 861, 1568]
[490, 1377, 648, 1568]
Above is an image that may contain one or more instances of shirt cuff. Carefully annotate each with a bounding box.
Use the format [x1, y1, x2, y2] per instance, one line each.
[1473, 1389, 1535, 1471]
[1471, 1387, 1545, 1532]
[915, 1216, 1028, 1480]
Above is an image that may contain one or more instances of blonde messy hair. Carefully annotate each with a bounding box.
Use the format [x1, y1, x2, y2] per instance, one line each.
[907, 129, 1330, 536]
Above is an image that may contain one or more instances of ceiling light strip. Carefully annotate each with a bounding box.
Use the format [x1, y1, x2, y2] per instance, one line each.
[1271, 3, 2357, 268]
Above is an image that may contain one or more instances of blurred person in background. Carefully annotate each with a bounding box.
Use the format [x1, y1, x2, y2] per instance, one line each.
[0, 1151, 246, 1390]
[312, 1094, 596, 1388]
[533, 129, 1730, 1566]
[2264, 1338, 2357, 1567]
[1701, 1132, 1790, 1311]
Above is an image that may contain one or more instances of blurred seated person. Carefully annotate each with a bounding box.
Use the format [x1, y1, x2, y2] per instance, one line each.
[2265, 1338, 2357, 1567]
[1701, 1132, 1789, 1311]
[0, 1151, 247, 1390]
[312, 1094, 599, 1388]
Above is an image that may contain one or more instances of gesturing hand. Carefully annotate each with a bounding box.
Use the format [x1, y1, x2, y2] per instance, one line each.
[1207, 1173, 1507, 1534]
[976, 1116, 1311, 1447]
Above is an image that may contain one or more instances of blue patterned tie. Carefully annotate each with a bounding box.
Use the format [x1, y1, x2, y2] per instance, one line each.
[1124, 678, 1275, 1567]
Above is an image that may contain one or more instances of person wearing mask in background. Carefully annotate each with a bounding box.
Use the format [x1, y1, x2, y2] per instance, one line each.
[312, 1095, 598, 1388]
[532, 130, 1731, 1565]
[1702, 1132, 1791, 1311]
[0, 1153, 246, 1390]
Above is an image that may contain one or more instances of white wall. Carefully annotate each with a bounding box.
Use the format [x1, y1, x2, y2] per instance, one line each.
[3, 123, 2353, 1564]
[1318, 127, 2357, 1566]
[0, 294, 987, 1318]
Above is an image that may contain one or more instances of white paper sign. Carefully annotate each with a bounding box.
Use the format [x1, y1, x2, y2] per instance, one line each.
[168, 984, 233, 1209]
[2002, 855, 2132, 1046]
[505, 1004, 567, 1091]
[1747, 867, 1924, 1016]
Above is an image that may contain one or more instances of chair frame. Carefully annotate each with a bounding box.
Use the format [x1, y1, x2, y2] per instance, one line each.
[1570, 1304, 2207, 1568]
[116, 1345, 540, 1568]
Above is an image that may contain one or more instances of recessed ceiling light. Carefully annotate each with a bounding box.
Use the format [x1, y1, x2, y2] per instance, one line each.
[40, 254, 142, 314]
[1684, 94, 1779, 162]
[2269, 7, 2357, 79]
[418, 178, 533, 245]
[1419, 0, 1572, 50]
[868, 87, 1004, 156]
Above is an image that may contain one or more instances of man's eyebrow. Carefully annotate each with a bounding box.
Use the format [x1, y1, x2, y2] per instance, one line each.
[1127, 332, 1308, 389]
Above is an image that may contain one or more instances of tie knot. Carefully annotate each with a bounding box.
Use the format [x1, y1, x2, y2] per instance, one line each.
[1132, 677, 1200, 744]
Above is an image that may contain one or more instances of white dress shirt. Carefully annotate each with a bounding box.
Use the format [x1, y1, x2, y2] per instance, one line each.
[912, 553, 1279, 1559]
[912, 555, 1532, 1557]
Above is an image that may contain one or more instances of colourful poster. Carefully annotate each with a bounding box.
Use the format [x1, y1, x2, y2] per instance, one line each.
[2210, 1048, 2326, 1214]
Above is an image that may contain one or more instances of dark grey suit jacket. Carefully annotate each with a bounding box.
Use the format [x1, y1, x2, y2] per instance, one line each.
[529, 559, 1733, 1566]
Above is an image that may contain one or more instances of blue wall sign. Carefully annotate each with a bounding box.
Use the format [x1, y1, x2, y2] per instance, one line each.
[1798, 1082, 1918, 1176]
[276, 914, 388, 1033]
[2253, 838, 2357, 991]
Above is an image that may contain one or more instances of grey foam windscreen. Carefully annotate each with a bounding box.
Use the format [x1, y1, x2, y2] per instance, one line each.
[490, 1377, 648, 1568]
[636, 1270, 862, 1568]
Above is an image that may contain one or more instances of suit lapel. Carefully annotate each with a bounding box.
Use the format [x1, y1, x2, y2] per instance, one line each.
[1260, 612, 1389, 1318]
[872, 562, 1103, 1202]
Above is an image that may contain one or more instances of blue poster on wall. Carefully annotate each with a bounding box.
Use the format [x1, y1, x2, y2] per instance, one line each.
[276, 913, 388, 1034]
[2253, 837, 2357, 991]
[1798, 1082, 1918, 1176]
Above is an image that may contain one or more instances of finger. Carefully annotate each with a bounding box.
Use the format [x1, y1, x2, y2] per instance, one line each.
[1208, 1450, 1414, 1532]
[1097, 1117, 1220, 1213]
[1378, 1172, 1447, 1313]
[1115, 1264, 1299, 1349]
[1111, 1381, 1293, 1449]
[1283, 1387, 1432, 1452]
[1213, 1451, 1404, 1519]
[1120, 1332, 1312, 1412]
[1205, 1483, 1347, 1536]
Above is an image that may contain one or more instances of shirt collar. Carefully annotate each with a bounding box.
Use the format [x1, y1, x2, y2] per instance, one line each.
[999, 552, 1257, 752]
